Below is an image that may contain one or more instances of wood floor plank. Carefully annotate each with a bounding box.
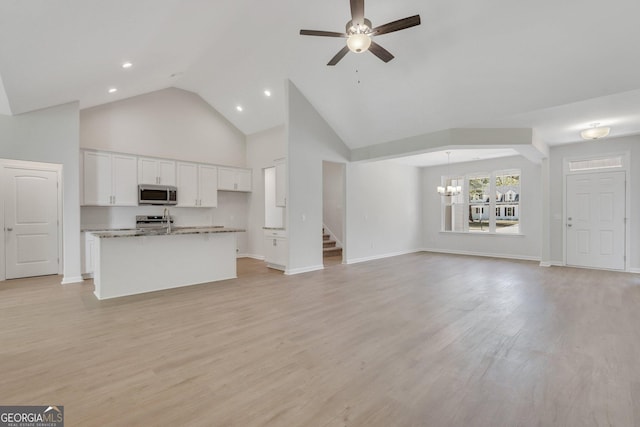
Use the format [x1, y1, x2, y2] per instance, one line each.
[1, 253, 639, 426]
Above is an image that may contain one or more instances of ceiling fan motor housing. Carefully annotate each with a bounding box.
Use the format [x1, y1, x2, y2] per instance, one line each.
[346, 18, 372, 35]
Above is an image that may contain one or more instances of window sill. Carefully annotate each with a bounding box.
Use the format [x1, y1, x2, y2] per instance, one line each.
[439, 231, 525, 237]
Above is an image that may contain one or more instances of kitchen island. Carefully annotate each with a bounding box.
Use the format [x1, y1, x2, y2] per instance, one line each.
[91, 227, 244, 300]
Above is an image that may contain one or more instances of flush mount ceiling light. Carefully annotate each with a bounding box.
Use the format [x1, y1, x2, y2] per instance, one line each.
[236, 105, 243, 112]
[122, 62, 133, 69]
[437, 152, 462, 196]
[108, 87, 117, 93]
[580, 123, 611, 140]
[264, 89, 271, 97]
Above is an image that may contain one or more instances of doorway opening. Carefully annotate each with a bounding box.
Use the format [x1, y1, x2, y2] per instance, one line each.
[322, 161, 346, 266]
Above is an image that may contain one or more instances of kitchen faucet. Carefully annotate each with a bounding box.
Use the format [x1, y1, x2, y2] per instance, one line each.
[163, 207, 171, 234]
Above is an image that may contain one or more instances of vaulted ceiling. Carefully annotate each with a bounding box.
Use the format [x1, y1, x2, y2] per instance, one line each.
[1, 0, 640, 153]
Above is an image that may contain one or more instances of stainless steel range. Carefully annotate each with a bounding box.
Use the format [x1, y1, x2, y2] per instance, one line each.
[136, 215, 174, 230]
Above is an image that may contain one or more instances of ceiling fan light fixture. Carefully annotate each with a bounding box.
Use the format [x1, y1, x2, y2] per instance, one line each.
[347, 33, 371, 53]
[580, 123, 611, 140]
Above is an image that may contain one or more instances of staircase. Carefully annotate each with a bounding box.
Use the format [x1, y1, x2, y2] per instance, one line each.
[323, 228, 342, 258]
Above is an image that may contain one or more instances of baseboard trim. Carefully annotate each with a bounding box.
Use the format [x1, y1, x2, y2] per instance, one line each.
[420, 248, 541, 262]
[345, 249, 422, 265]
[629, 268, 640, 274]
[238, 254, 265, 260]
[285, 264, 324, 275]
[61, 275, 84, 285]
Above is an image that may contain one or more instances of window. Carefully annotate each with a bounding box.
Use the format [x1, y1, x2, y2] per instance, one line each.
[495, 172, 520, 234]
[441, 169, 521, 234]
[468, 175, 490, 232]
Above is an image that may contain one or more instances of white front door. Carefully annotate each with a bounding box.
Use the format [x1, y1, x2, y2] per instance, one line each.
[566, 171, 625, 270]
[4, 167, 59, 279]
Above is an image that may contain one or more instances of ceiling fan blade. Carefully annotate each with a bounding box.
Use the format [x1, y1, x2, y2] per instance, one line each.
[350, 0, 365, 25]
[368, 40, 394, 63]
[327, 46, 350, 66]
[371, 15, 421, 36]
[300, 29, 347, 38]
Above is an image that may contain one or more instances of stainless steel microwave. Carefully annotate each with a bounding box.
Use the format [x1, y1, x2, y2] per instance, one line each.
[138, 184, 178, 205]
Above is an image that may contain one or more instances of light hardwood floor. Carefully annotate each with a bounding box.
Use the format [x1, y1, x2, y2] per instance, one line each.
[1, 253, 639, 426]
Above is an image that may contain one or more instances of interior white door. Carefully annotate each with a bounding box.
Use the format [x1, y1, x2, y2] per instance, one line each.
[4, 167, 59, 279]
[566, 171, 625, 270]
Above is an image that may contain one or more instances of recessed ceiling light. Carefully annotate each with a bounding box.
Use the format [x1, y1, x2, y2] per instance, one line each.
[264, 89, 271, 97]
[108, 88, 118, 94]
[122, 62, 133, 69]
[236, 105, 243, 112]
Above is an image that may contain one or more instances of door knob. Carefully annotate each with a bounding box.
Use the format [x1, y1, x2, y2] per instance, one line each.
[567, 224, 572, 228]
[6, 227, 13, 231]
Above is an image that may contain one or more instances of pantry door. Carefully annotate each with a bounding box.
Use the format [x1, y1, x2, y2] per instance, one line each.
[4, 167, 60, 279]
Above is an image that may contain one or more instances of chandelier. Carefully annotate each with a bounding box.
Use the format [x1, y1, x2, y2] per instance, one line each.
[437, 152, 462, 196]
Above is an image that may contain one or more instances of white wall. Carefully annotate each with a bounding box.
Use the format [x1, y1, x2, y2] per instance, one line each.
[246, 125, 286, 259]
[80, 87, 246, 167]
[548, 135, 640, 269]
[422, 155, 542, 261]
[0, 102, 82, 283]
[287, 81, 351, 274]
[323, 161, 344, 244]
[345, 161, 422, 263]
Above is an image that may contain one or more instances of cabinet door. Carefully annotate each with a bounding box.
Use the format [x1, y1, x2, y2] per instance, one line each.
[177, 162, 199, 207]
[158, 160, 176, 186]
[275, 160, 286, 207]
[264, 237, 276, 263]
[111, 154, 138, 206]
[217, 167, 236, 191]
[274, 238, 288, 267]
[83, 151, 112, 205]
[82, 232, 95, 276]
[236, 169, 252, 192]
[198, 164, 218, 207]
[138, 157, 159, 184]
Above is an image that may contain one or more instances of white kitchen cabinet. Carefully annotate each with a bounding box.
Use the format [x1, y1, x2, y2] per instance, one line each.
[177, 162, 218, 207]
[138, 157, 176, 185]
[198, 164, 218, 207]
[264, 229, 287, 271]
[83, 151, 138, 206]
[81, 231, 96, 278]
[275, 159, 286, 207]
[218, 167, 252, 192]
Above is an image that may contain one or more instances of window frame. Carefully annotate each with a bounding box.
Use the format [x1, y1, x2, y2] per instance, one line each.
[440, 168, 522, 235]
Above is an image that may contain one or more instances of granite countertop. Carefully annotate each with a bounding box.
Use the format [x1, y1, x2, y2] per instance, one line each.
[91, 226, 245, 239]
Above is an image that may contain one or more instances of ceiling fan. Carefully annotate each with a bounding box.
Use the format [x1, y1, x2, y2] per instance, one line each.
[300, 0, 421, 66]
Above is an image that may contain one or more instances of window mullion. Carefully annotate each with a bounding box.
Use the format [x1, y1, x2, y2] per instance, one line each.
[489, 171, 496, 232]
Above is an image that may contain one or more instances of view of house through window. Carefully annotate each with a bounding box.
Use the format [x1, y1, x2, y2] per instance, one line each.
[495, 172, 520, 233]
[441, 170, 520, 234]
[468, 175, 490, 232]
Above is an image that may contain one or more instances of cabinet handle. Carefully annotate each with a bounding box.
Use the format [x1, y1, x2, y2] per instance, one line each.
[112, 195, 116, 204]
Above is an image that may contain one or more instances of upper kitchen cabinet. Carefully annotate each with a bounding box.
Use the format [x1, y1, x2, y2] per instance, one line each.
[176, 162, 218, 207]
[138, 157, 176, 186]
[218, 167, 252, 192]
[83, 150, 138, 206]
[275, 159, 286, 207]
